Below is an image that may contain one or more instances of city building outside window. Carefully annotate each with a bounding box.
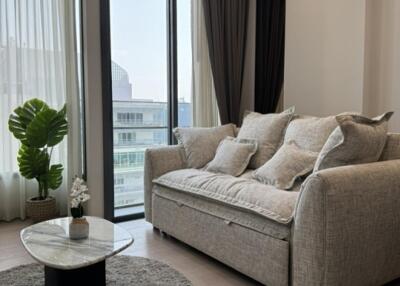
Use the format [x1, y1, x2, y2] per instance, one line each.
[117, 132, 136, 145]
[108, 0, 193, 218]
[116, 112, 143, 124]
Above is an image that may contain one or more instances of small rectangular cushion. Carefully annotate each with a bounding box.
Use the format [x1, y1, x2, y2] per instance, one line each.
[153, 169, 299, 224]
[314, 112, 393, 171]
[253, 142, 318, 190]
[237, 107, 295, 169]
[206, 137, 257, 176]
[173, 124, 236, 168]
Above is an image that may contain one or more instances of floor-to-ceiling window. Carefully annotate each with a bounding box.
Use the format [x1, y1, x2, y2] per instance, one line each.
[102, 0, 192, 221]
[177, 0, 193, 128]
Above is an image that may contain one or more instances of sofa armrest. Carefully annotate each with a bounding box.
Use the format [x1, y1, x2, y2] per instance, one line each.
[144, 145, 187, 222]
[293, 160, 400, 286]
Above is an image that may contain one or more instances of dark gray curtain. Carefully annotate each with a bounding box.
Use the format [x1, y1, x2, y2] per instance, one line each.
[202, 0, 249, 125]
[254, 0, 286, 113]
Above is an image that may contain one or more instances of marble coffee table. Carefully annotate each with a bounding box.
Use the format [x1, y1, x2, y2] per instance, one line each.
[20, 216, 133, 286]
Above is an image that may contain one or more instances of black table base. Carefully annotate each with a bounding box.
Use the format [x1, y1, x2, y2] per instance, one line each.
[45, 260, 105, 286]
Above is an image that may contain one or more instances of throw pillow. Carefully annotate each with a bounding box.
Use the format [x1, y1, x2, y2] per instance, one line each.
[380, 133, 400, 161]
[284, 114, 338, 152]
[253, 141, 318, 190]
[206, 137, 258, 176]
[173, 124, 236, 168]
[314, 112, 393, 172]
[237, 107, 295, 169]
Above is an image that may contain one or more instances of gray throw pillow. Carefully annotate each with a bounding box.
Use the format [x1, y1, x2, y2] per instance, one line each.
[173, 124, 236, 168]
[314, 112, 393, 172]
[380, 133, 400, 161]
[237, 107, 295, 169]
[206, 137, 258, 176]
[253, 142, 318, 190]
[284, 114, 338, 152]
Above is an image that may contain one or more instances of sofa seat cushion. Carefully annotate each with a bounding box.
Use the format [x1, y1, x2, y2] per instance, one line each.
[153, 169, 299, 225]
[153, 185, 291, 240]
[152, 193, 290, 285]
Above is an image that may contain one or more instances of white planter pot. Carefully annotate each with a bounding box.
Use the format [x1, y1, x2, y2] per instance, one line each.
[69, 217, 89, 240]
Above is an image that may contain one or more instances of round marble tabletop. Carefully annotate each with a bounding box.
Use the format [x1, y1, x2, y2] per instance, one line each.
[20, 216, 133, 270]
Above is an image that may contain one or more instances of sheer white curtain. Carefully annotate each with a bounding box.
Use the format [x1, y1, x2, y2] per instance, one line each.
[191, 0, 219, 127]
[0, 0, 81, 221]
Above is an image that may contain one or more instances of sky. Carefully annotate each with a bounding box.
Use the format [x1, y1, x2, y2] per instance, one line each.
[110, 0, 192, 103]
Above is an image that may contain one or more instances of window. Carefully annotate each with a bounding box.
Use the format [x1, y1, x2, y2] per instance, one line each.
[116, 113, 126, 122]
[0, 0, 85, 221]
[177, 0, 193, 127]
[133, 113, 143, 123]
[102, 0, 193, 221]
[115, 176, 124, 185]
[117, 132, 136, 145]
[153, 130, 167, 144]
[113, 151, 145, 169]
[117, 112, 143, 124]
[153, 111, 166, 126]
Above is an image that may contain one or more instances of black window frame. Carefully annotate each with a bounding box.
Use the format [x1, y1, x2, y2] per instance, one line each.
[100, 0, 179, 222]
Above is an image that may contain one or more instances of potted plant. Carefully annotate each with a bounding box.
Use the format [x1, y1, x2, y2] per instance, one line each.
[8, 98, 68, 222]
[69, 177, 90, 239]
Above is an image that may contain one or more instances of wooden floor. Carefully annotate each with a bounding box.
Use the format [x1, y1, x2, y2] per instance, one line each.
[0, 218, 261, 286]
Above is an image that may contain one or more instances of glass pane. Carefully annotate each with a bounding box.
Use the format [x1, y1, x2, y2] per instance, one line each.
[177, 0, 193, 127]
[110, 0, 168, 216]
[75, 0, 86, 174]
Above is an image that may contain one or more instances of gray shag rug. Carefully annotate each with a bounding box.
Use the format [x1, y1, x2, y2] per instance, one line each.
[0, 255, 192, 286]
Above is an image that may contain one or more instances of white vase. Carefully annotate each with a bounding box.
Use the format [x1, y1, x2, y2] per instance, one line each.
[69, 217, 89, 240]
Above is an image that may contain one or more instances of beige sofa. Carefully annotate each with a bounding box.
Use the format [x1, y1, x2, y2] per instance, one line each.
[144, 133, 400, 286]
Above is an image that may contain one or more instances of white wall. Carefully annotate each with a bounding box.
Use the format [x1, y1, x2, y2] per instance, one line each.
[363, 0, 400, 132]
[82, 0, 104, 217]
[284, 0, 366, 116]
[284, 0, 400, 132]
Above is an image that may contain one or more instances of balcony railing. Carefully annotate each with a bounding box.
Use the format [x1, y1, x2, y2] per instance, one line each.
[113, 119, 167, 127]
[113, 125, 168, 209]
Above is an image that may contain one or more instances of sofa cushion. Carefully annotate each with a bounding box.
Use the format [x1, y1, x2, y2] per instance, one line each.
[314, 112, 393, 171]
[152, 193, 290, 286]
[237, 107, 295, 169]
[153, 169, 299, 224]
[284, 114, 338, 152]
[380, 133, 400, 161]
[153, 185, 291, 240]
[239, 169, 304, 190]
[206, 137, 257, 176]
[238, 169, 255, 180]
[173, 124, 236, 168]
[253, 142, 318, 190]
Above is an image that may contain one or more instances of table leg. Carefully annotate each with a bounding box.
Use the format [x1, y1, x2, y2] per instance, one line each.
[45, 260, 105, 286]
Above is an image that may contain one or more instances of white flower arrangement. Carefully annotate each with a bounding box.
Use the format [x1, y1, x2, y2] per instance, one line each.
[70, 177, 90, 218]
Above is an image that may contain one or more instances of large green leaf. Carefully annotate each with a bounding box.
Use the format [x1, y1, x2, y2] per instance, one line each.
[17, 145, 49, 179]
[8, 99, 48, 145]
[58, 104, 67, 118]
[25, 107, 68, 148]
[15, 99, 48, 126]
[42, 164, 63, 190]
[48, 107, 68, 147]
